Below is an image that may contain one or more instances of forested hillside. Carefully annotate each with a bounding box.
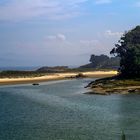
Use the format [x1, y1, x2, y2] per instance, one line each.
[80, 54, 120, 69]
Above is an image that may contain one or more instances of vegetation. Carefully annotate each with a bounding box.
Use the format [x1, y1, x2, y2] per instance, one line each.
[0, 70, 47, 78]
[87, 25, 140, 95]
[37, 66, 69, 72]
[0, 67, 114, 78]
[121, 131, 126, 140]
[86, 76, 140, 94]
[37, 66, 114, 73]
[80, 54, 120, 69]
[110, 26, 140, 78]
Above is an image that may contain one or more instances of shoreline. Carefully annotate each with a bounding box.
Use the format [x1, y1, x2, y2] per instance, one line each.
[86, 76, 140, 95]
[0, 71, 117, 86]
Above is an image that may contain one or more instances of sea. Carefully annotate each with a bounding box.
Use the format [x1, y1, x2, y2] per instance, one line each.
[0, 78, 139, 140]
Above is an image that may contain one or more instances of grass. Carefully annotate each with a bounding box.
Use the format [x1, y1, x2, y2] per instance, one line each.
[87, 75, 140, 94]
[0, 70, 48, 78]
[0, 68, 116, 78]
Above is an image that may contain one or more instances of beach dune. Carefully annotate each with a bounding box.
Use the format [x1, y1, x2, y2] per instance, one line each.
[0, 71, 117, 85]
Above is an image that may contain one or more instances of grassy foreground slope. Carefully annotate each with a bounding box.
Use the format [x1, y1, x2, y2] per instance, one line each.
[86, 76, 140, 95]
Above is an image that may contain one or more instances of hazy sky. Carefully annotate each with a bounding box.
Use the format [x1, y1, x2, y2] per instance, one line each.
[0, 0, 140, 67]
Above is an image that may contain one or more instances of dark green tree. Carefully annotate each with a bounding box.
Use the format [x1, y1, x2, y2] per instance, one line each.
[89, 54, 109, 67]
[110, 26, 140, 77]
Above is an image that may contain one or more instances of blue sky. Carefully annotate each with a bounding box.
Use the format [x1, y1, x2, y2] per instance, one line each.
[0, 0, 140, 67]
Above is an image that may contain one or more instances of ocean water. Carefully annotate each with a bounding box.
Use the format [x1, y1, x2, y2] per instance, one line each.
[0, 79, 139, 140]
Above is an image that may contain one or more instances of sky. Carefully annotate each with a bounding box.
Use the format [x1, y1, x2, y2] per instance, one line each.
[0, 0, 140, 67]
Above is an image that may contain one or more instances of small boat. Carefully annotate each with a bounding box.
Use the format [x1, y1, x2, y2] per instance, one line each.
[32, 83, 39, 86]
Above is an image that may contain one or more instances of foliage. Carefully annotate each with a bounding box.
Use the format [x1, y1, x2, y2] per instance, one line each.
[80, 54, 120, 69]
[110, 26, 140, 77]
[89, 54, 109, 67]
[121, 131, 126, 140]
[37, 66, 68, 72]
[0, 70, 47, 78]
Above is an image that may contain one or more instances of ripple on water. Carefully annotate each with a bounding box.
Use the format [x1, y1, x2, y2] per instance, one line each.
[0, 79, 139, 140]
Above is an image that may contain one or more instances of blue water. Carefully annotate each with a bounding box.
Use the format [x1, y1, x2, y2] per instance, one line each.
[0, 79, 140, 140]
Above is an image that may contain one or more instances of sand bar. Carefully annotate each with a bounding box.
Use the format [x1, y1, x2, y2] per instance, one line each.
[0, 71, 118, 85]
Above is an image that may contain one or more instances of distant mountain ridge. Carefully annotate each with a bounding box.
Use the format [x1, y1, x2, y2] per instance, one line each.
[37, 66, 69, 72]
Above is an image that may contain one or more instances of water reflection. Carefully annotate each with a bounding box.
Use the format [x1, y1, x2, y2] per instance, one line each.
[0, 79, 139, 140]
[119, 94, 140, 139]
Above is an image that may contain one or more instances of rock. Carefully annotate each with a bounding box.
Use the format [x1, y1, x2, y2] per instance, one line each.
[32, 83, 39, 86]
[128, 89, 136, 93]
[75, 73, 86, 78]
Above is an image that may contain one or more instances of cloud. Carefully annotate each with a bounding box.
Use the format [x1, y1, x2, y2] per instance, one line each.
[57, 34, 66, 41]
[95, 0, 112, 5]
[105, 30, 123, 37]
[0, 0, 88, 21]
[80, 39, 100, 46]
[46, 34, 66, 42]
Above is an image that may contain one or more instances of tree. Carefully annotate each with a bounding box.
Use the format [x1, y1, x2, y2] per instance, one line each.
[80, 54, 120, 69]
[110, 26, 140, 77]
[89, 54, 109, 67]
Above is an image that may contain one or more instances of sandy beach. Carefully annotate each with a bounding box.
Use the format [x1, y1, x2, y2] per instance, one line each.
[0, 71, 117, 85]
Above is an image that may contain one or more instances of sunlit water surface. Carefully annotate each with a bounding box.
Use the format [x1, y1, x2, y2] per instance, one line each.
[0, 78, 140, 140]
